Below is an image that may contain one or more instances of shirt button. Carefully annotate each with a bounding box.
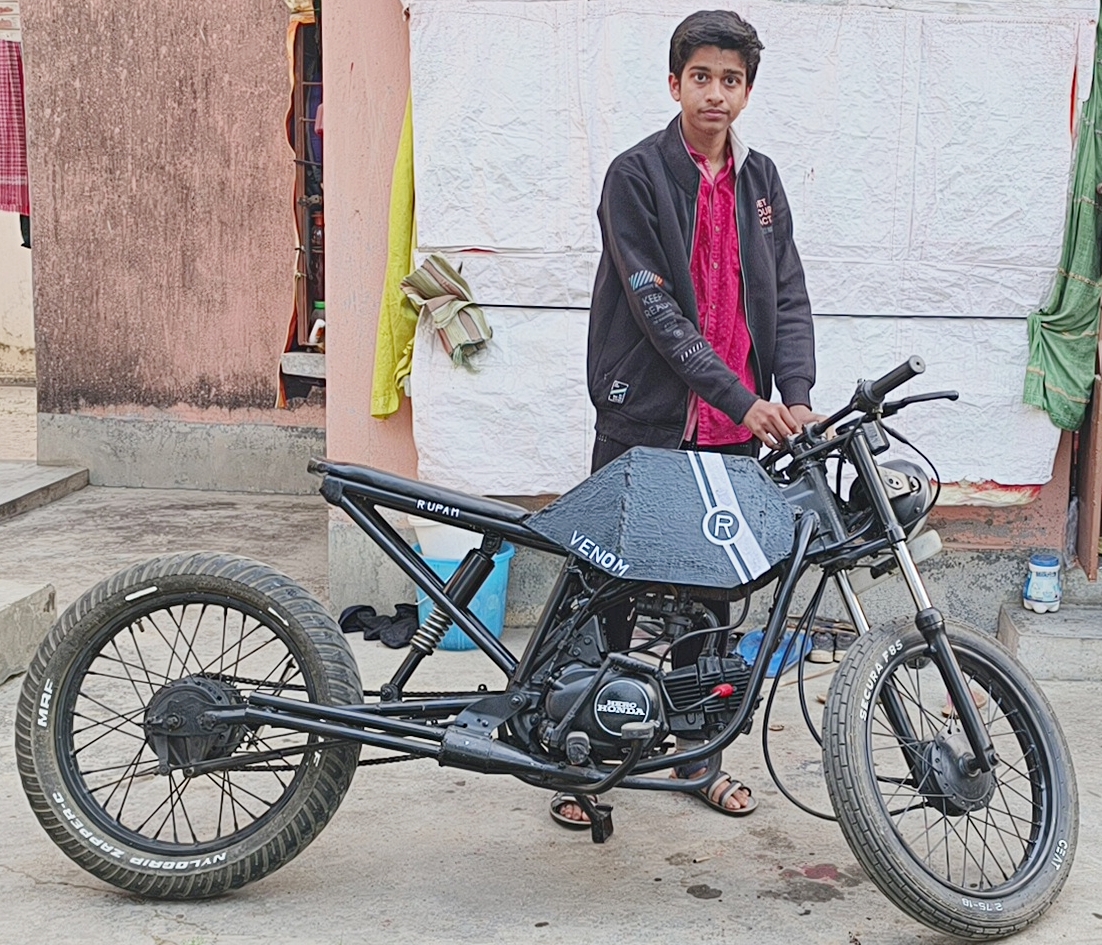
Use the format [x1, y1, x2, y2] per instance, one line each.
[715, 226, 720, 232]
[712, 262, 719, 269]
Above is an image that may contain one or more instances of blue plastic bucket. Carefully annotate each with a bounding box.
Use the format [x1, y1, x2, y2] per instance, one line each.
[414, 543, 515, 650]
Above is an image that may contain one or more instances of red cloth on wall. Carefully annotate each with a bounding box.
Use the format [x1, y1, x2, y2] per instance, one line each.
[0, 40, 29, 215]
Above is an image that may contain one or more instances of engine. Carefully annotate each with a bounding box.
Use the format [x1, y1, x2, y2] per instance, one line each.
[662, 654, 753, 737]
[537, 653, 753, 763]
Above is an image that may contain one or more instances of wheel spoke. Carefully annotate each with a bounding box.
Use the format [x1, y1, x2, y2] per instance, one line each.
[839, 628, 1066, 901]
[71, 707, 147, 752]
[57, 593, 328, 852]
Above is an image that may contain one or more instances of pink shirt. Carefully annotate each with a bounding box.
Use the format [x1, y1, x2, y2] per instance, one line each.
[683, 141, 756, 446]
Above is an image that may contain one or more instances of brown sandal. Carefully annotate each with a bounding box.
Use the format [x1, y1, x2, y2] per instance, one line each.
[674, 768, 758, 817]
[549, 792, 598, 829]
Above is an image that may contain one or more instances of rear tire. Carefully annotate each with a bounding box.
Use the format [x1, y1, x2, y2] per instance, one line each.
[823, 617, 1077, 940]
[15, 553, 362, 899]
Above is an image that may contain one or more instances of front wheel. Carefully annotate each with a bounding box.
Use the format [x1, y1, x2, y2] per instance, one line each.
[823, 617, 1077, 940]
[15, 553, 362, 899]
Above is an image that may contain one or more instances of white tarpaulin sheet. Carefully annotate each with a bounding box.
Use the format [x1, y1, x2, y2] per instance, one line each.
[411, 311, 1058, 494]
[407, 0, 1096, 493]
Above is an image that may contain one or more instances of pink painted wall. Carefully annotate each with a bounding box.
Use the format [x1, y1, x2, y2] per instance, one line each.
[23, 0, 321, 428]
[323, 0, 417, 476]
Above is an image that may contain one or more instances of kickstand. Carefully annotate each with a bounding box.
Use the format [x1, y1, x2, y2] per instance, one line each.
[575, 795, 614, 844]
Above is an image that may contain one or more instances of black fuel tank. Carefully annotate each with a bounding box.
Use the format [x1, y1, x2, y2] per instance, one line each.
[526, 447, 795, 589]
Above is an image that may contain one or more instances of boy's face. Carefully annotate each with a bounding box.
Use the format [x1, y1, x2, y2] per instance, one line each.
[669, 46, 751, 141]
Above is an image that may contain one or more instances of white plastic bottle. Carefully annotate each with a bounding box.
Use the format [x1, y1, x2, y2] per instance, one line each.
[1023, 553, 1062, 613]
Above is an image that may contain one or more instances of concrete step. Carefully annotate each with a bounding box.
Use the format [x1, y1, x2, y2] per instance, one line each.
[0, 580, 55, 684]
[997, 602, 1102, 681]
[0, 461, 88, 521]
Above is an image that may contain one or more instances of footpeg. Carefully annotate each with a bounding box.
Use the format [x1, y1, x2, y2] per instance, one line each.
[575, 794, 614, 844]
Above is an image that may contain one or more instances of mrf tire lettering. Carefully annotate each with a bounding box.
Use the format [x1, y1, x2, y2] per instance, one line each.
[14, 552, 363, 900]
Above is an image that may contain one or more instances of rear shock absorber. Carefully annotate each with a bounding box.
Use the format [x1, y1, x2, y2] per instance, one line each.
[388, 538, 501, 691]
[410, 606, 453, 655]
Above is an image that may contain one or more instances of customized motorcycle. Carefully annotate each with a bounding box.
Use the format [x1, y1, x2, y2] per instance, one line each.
[15, 357, 1077, 939]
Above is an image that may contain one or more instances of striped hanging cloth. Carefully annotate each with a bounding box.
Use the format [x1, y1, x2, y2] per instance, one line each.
[0, 39, 29, 215]
[400, 254, 492, 368]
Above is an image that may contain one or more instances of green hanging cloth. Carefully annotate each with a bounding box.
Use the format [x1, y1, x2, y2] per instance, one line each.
[1023, 17, 1102, 431]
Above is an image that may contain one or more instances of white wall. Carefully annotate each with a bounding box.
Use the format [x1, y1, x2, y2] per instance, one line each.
[0, 213, 33, 382]
[405, 0, 1094, 491]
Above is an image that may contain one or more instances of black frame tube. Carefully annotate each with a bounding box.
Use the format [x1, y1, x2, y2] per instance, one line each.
[241, 708, 442, 757]
[336, 492, 519, 675]
[201, 510, 820, 790]
[622, 511, 818, 779]
[336, 478, 564, 554]
[245, 692, 447, 740]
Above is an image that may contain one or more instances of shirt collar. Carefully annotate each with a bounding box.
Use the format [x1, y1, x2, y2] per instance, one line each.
[679, 122, 736, 182]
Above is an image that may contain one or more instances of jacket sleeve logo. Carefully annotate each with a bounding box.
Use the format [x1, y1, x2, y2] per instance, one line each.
[756, 198, 773, 228]
[628, 269, 665, 291]
[608, 380, 629, 404]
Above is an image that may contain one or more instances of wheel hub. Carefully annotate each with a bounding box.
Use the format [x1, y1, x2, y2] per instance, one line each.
[921, 731, 996, 815]
[144, 675, 246, 773]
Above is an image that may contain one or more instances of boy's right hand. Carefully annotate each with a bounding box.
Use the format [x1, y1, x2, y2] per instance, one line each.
[742, 399, 802, 449]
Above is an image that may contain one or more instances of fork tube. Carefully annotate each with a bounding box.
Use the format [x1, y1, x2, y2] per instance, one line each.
[849, 434, 996, 772]
[848, 434, 933, 610]
[891, 539, 935, 611]
[834, 560, 923, 773]
[833, 571, 871, 635]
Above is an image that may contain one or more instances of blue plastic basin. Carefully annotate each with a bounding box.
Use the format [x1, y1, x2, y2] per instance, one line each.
[414, 543, 515, 650]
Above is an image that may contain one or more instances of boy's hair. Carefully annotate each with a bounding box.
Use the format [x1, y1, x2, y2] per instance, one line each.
[669, 10, 764, 87]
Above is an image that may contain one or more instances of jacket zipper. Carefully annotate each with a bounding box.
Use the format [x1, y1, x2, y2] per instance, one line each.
[734, 172, 764, 399]
[683, 185, 698, 439]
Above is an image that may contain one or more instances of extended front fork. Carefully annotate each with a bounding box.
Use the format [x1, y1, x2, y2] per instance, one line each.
[843, 433, 998, 775]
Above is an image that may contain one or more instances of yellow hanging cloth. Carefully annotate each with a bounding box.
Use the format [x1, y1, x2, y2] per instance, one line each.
[370, 94, 419, 419]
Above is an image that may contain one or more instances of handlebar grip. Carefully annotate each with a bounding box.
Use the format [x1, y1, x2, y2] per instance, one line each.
[867, 356, 925, 402]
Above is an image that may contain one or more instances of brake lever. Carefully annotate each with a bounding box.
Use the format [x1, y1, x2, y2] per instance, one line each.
[880, 390, 958, 419]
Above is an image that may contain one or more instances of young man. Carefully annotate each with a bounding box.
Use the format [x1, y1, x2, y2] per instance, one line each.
[551, 10, 817, 828]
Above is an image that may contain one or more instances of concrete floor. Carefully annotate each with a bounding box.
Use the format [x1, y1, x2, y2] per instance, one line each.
[0, 484, 1100, 945]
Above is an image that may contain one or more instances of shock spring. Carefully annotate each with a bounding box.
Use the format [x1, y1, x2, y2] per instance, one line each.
[410, 606, 452, 654]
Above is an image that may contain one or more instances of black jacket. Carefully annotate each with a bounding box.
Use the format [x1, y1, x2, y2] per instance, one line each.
[588, 116, 815, 447]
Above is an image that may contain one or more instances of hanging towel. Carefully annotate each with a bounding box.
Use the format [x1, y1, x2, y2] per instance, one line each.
[1023, 17, 1102, 431]
[0, 39, 28, 215]
[400, 254, 492, 368]
[370, 94, 419, 419]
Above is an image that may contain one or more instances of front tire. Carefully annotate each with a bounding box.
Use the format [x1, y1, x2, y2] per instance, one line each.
[823, 617, 1077, 940]
[15, 553, 362, 899]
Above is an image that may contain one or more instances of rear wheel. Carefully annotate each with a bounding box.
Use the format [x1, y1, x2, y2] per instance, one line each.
[15, 553, 362, 899]
[823, 617, 1077, 939]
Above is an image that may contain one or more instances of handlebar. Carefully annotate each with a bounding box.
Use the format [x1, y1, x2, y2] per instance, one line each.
[805, 355, 928, 441]
[864, 355, 926, 406]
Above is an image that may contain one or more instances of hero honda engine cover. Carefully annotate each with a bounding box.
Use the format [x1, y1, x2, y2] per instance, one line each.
[592, 677, 659, 736]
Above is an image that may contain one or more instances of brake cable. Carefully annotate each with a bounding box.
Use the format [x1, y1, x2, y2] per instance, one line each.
[757, 536, 839, 820]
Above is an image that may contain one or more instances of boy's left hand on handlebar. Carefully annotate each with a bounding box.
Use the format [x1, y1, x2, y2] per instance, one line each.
[789, 404, 827, 429]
